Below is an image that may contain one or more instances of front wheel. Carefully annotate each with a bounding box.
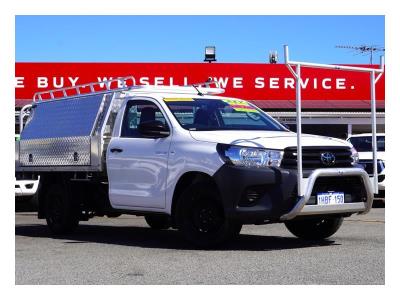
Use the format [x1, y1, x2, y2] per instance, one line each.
[176, 182, 237, 248]
[285, 216, 344, 240]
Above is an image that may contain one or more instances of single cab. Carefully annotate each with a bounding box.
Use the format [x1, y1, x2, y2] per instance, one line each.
[15, 79, 374, 247]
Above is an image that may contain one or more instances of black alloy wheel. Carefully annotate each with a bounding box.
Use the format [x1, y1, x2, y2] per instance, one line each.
[177, 181, 238, 248]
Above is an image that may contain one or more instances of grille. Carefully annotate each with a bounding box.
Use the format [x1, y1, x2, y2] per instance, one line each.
[281, 146, 353, 169]
[359, 159, 385, 175]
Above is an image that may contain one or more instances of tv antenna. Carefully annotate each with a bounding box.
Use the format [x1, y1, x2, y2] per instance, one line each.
[335, 45, 385, 64]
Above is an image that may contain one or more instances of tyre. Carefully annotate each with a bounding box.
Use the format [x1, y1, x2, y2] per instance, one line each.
[232, 223, 243, 237]
[176, 181, 237, 248]
[45, 183, 79, 234]
[145, 215, 171, 230]
[106, 213, 122, 218]
[285, 216, 344, 240]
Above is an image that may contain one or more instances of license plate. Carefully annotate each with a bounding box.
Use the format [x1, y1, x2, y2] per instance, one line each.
[317, 192, 345, 205]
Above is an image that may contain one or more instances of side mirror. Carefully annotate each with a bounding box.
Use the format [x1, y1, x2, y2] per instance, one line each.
[138, 120, 170, 138]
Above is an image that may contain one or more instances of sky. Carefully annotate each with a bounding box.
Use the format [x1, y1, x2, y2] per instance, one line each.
[15, 15, 385, 64]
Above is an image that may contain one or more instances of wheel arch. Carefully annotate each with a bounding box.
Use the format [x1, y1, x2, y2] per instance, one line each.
[170, 171, 218, 221]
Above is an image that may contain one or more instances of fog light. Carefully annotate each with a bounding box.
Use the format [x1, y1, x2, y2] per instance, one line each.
[247, 190, 260, 203]
[239, 186, 265, 207]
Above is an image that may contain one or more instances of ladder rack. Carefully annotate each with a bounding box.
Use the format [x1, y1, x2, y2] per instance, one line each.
[33, 76, 225, 102]
[33, 76, 136, 102]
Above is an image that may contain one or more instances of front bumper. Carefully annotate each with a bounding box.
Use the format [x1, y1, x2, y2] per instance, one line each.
[280, 168, 373, 220]
[213, 165, 373, 224]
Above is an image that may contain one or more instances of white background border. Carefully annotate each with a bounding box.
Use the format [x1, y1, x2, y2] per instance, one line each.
[1, 0, 399, 298]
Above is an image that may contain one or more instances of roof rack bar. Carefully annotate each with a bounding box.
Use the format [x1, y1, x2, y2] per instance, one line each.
[284, 60, 384, 73]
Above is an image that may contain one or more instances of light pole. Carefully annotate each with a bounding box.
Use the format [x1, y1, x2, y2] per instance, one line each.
[204, 46, 216, 63]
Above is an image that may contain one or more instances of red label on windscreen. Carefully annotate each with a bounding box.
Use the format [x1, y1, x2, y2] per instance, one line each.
[15, 63, 385, 101]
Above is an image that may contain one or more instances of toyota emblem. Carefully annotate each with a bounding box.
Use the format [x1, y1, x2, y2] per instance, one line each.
[321, 152, 336, 166]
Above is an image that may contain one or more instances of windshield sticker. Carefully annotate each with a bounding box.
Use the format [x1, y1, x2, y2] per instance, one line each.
[222, 99, 258, 113]
[164, 97, 194, 102]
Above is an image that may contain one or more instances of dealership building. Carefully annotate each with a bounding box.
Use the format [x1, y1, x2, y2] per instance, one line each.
[15, 62, 385, 138]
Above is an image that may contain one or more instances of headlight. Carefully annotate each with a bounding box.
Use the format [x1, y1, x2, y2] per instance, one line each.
[350, 146, 359, 165]
[217, 144, 283, 168]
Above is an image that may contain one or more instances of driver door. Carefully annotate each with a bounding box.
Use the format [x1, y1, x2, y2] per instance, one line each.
[107, 99, 172, 209]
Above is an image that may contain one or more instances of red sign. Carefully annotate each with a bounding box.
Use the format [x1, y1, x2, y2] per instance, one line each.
[15, 63, 385, 101]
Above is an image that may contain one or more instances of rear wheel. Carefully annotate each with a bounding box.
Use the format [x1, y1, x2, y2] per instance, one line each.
[45, 183, 79, 234]
[145, 215, 171, 230]
[285, 216, 344, 240]
[176, 182, 237, 248]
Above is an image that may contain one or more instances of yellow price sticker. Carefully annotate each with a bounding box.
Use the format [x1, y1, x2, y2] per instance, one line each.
[222, 99, 248, 105]
[164, 97, 194, 102]
[222, 99, 258, 113]
[233, 107, 258, 113]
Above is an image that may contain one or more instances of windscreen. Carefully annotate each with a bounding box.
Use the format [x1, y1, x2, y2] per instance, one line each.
[348, 135, 385, 152]
[164, 98, 286, 131]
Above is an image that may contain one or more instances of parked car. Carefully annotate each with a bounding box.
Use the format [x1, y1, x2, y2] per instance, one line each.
[347, 133, 385, 201]
[15, 177, 40, 198]
[15, 133, 40, 208]
[15, 79, 374, 247]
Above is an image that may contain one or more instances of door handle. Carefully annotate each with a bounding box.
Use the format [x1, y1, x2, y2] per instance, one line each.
[110, 148, 123, 153]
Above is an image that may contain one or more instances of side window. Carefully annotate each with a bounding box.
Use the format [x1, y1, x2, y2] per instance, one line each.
[121, 100, 167, 138]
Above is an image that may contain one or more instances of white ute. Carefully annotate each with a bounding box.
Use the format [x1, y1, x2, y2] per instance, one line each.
[15, 78, 374, 247]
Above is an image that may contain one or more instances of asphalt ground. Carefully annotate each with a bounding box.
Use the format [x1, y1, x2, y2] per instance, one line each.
[15, 207, 384, 285]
